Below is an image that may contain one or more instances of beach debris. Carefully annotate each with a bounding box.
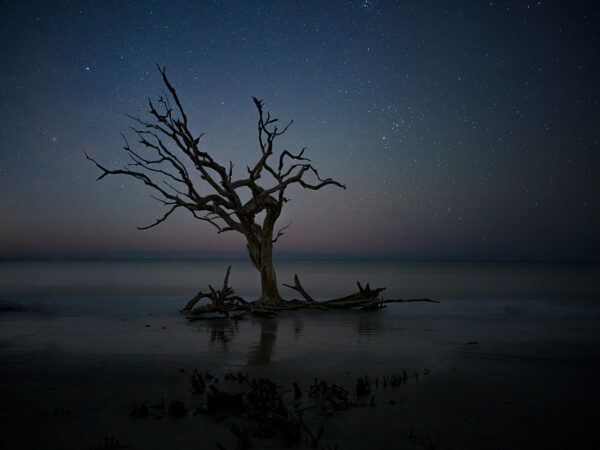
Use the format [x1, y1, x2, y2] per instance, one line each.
[293, 381, 303, 398]
[279, 278, 438, 313]
[182, 266, 249, 318]
[207, 386, 244, 415]
[124, 368, 434, 449]
[216, 423, 252, 450]
[424, 368, 431, 375]
[464, 341, 479, 345]
[167, 400, 187, 417]
[90, 436, 127, 449]
[224, 371, 248, 383]
[309, 379, 351, 413]
[355, 376, 371, 396]
[217, 425, 252, 450]
[251, 308, 278, 318]
[191, 370, 207, 394]
[150, 397, 165, 410]
[352, 371, 416, 395]
[296, 411, 324, 448]
[230, 423, 251, 449]
[375, 372, 410, 389]
[244, 377, 302, 446]
[129, 400, 148, 418]
[204, 376, 351, 447]
[51, 408, 72, 416]
[406, 429, 435, 450]
[126, 369, 429, 448]
[425, 435, 436, 450]
[361, 300, 386, 311]
[193, 405, 209, 415]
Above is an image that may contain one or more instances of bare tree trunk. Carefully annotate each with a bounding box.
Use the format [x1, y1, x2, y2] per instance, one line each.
[245, 207, 282, 305]
[262, 208, 282, 304]
[259, 250, 280, 304]
[246, 239, 281, 304]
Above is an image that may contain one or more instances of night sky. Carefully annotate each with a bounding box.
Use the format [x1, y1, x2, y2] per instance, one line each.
[1, 0, 598, 259]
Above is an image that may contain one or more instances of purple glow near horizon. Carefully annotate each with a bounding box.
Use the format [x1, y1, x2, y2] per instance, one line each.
[0, 1, 598, 259]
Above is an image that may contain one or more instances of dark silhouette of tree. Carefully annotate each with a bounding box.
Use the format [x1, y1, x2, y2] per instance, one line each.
[86, 66, 345, 305]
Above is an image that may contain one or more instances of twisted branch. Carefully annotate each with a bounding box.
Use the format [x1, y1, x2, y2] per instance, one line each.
[86, 66, 344, 244]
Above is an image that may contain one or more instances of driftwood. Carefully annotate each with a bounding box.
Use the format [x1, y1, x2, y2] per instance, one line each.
[181, 266, 248, 317]
[182, 267, 438, 319]
[283, 274, 315, 302]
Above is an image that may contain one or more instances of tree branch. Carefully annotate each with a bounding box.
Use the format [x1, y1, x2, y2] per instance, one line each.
[85, 67, 345, 248]
[272, 221, 292, 244]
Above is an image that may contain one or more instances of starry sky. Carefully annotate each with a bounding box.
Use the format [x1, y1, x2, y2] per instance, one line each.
[0, 0, 598, 260]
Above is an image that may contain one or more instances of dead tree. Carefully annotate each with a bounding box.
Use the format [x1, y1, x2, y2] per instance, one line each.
[182, 266, 438, 318]
[86, 66, 345, 305]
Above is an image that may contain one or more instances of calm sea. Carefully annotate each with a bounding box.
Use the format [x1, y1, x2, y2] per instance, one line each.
[1, 259, 599, 450]
[1, 259, 598, 300]
[1, 259, 599, 367]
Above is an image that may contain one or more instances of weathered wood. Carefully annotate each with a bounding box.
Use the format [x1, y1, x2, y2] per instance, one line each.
[181, 290, 210, 312]
[182, 271, 437, 319]
[282, 274, 315, 302]
[182, 266, 249, 318]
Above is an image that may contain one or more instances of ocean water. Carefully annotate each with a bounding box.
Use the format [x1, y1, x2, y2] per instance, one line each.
[0, 259, 598, 362]
[1, 260, 599, 449]
[1, 258, 598, 299]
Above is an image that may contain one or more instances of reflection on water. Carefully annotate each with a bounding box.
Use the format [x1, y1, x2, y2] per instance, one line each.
[183, 299, 600, 377]
[203, 318, 239, 348]
[0, 260, 599, 380]
[356, 311, 384, 335]
[247, 318, 278, 365]
[194, 317, 280, 365]
[1, 295, 600, 384]
[293, 315, 304, 339]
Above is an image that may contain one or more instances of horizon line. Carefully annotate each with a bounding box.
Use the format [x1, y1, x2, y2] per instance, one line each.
[0, 250, 597, 263]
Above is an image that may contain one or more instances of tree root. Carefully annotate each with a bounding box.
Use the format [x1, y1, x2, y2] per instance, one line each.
[182, 268, 438, 319]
